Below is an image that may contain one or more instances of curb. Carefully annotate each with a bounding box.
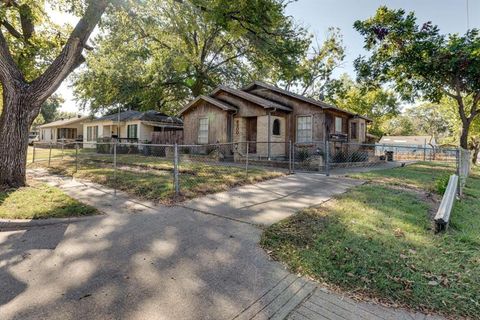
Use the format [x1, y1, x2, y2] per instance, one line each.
[0, 214, 104, 230]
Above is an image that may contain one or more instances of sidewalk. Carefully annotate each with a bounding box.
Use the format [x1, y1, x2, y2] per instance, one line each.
[1, 169, 443, 320]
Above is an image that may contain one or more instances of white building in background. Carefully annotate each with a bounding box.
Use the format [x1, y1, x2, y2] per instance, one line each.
[378, 135, 437, 149]
[38, 116, 88, 143]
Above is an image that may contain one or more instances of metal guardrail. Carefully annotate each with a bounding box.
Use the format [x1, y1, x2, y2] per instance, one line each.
[434, 174, 459, 232]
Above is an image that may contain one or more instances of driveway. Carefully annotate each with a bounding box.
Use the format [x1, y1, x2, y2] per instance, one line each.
[0, 170, 441, 319]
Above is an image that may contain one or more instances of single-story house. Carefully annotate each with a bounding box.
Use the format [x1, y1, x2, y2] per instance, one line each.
[179, 81, 371, 158]
[82, 110, 183, 147]
[38, 115, 88, 143]
[378, 135, 437, 148]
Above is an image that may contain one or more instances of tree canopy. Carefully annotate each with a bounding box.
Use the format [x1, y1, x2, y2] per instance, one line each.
[73, 0, 310, 114]
[324, 74, 400, 137]
[354, 6, 480, 148]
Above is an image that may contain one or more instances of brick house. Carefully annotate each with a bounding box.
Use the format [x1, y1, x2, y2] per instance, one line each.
[179, 81, 371, 158]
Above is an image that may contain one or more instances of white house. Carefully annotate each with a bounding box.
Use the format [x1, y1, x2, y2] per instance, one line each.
[38, 116, 88, 143]
[378, 135, 437, 149]
[82, 110, 183, 147]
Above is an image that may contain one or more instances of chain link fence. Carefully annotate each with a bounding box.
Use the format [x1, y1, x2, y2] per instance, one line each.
[29, 140, 468, 201]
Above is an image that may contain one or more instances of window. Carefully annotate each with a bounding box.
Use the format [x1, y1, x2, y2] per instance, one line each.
[296, 116, 312, 143]
[272, 119, 281, 136]
[127, 124, 138, 139]
[198, 118, 209, 144]
[335, 117, 343, 133]
[350, 122, 358, 139]
[86, 126, 98, 141]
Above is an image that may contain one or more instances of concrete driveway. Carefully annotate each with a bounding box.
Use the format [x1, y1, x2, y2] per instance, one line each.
[0, 171, 439, 320]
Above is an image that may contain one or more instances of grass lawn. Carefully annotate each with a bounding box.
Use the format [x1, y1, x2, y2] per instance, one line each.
[0, 181, 98, 219]
[34, 154, 284, 203]
[262, 162, 480, 318]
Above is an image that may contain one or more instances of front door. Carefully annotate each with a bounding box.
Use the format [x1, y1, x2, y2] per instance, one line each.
[246, 117, 257, 153]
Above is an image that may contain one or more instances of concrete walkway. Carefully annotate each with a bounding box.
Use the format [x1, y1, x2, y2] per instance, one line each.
[0, 170, 442, 320]
[181, 173, 363, 226]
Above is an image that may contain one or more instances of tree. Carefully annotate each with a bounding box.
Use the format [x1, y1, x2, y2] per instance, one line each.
[73, 0, 309, 114]
[274, 28, 345, 100]
[404, 103, 451, 141]
[0, 0, 110, 188]
[381, 115, 415, 136]
[354, 7, 480, 150]
[39, 94, 65, 124]
[325, 74, 400, 137]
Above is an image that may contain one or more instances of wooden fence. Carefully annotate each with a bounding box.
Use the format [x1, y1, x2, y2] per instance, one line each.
[151, 130, 184, 144]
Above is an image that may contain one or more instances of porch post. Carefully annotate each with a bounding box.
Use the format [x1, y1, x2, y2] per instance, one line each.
[267, 111, 272, 160]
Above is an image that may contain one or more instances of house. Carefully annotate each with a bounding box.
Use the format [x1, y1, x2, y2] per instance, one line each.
[82, 110, 183, 147]
[38, 115, 88, 143]
[378, 135, 437, 149]
[179, 81, 371, 158]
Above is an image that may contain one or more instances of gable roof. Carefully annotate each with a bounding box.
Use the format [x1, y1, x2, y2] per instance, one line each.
[91, 110, 183, 125]
[179, 95, 237, 115]
[379, 136, 436, 146]
[38, 116, 88, 128]
[211, 85, 292, 112]
[243, 81, 372, 121]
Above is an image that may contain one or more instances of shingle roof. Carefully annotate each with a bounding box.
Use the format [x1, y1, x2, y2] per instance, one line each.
[243, 81, 372, 121]
[211, 85, 292, 112]
[179, 95, 237, 115]
[92, 110, 183, 125]
[38, 116, 88, 128]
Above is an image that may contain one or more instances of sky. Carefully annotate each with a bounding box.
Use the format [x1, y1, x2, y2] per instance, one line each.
[56, 0, 480, 114]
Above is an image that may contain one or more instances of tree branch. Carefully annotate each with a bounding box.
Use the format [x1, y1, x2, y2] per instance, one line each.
[0, 29, 25, 89]
[1, 20, 23, 39]
[30, 0, 109, 103]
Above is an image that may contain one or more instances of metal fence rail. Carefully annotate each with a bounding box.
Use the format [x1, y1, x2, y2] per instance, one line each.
[29, 140, 468, 200]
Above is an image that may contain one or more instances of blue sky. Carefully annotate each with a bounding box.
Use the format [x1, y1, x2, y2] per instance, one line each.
[57, 0, 480, 113]
[285, 0, 480, 77]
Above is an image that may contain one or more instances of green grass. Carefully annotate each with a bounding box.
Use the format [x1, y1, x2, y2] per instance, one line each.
[262, 163, 480, 318]
[0, 182, 98, 219]
[349, 162, 457, 193]
[34, 155, 284, 203]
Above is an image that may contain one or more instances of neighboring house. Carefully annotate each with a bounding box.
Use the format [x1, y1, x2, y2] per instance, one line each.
[38, 115, 88, 143]
[82, 110, 183, 147]
[378, 136, 437, 149]
[179, 81, 371, 158]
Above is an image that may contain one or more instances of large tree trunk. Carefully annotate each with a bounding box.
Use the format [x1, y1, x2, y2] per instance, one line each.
[460, 121, 470, 150]
[0, 91, 38, 188]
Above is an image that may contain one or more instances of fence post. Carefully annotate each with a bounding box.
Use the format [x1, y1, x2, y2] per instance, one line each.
[32, 143, 36, 163]
[48, 142, 52, 167]
[245, 141, 249, 179]
[113, 140, 117, 197]
[325, 141, 330, 176]
[75, 142, 79, 173]
[61, 140, 64, 161]
[288, 140, 292, 174]
[174, 143, 180, 196]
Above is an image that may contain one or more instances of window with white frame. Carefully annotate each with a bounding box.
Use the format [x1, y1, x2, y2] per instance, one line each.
[198, 118, 209, 144]
[86, 126, 98, 141]
[335, 117, 343, 133]
[127, 124, 138, 139]
[296, 116, 312, 143]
